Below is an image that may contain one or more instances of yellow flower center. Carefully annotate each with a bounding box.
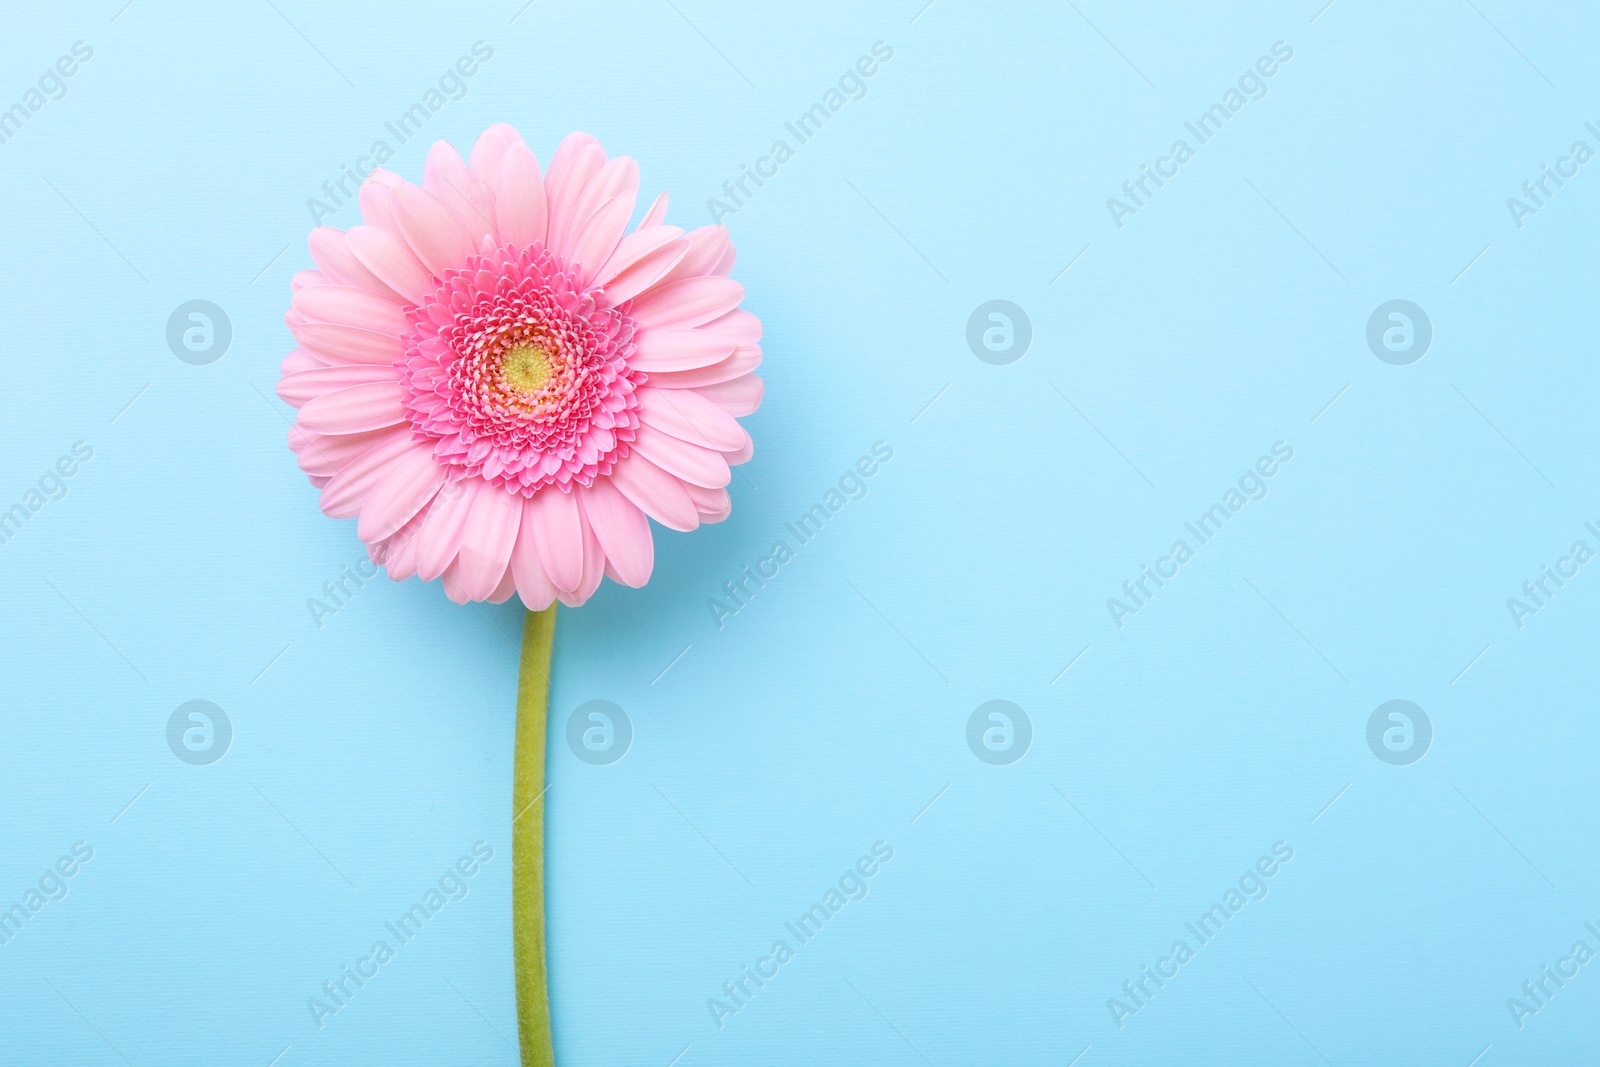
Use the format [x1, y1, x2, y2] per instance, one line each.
[503, 343, 552, 394]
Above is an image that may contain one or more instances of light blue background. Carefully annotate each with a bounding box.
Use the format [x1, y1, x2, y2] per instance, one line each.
[3, 1, 1598, 1064]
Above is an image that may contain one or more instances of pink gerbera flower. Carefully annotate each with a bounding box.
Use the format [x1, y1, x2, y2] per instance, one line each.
[277, 125, 762, 607]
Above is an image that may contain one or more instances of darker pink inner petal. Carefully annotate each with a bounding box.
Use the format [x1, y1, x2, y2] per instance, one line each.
[397, 243, 644, 495]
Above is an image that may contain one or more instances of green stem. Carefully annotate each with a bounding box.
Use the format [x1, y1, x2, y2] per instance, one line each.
[513, 605, 558, 1067]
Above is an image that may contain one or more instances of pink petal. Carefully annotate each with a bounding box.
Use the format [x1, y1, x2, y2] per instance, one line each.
[358, 177, 401, 232]
[563, 155, 638, 274]
[570, 155, 639, 227]
[695, 374, 765, 417]
[358, 445, 448, 543]
[292, 425, 408, 480]
[451, 482, 522, 601]
[424, 140, 495, 242]
[527, 486, 584, 593]
[627, 276, 745, 330]
[291, 320, 404, 365]
[440, 557, 472, 603]
[543, 133, 605, 256]
[307, 227, 398, 298]
[347, 225, 432, 305]
[377, 508, 429, 581]
[511, 503, 559, 610]
[608, 455, 699, 532]
[595, 223, 682, 277]
[277, 363, 397, 407]
[702, 307, 764, 344]
[570, 195, 638, 286]
[487, 567, 518, 604]
[641, 346, 762, 389]
[297, 381, 406, 435]
[724, 428, 754, 466]
[293, 285, 409, 337]
[686, 483, 732, 523]
[564, 521, 607, 607]
[629, 424, 731, 489]
[596, 233, 689, 307]
[637, 191, 669, 230]
[469, 123, 525, 184]
[629, 328, 737, 373]
[661, 224, 735, 282]
[280, 347, 322, 379]
[494, 142, 549, 249]
[636, 386, 746, 451]
[415, 481, 476, 582]
[391, 183, 475, 278]
[580, 478, 653, 587]
[317, 430, 418, 518]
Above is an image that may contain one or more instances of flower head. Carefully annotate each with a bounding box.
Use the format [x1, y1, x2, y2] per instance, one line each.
[278, 126, 762, 607]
